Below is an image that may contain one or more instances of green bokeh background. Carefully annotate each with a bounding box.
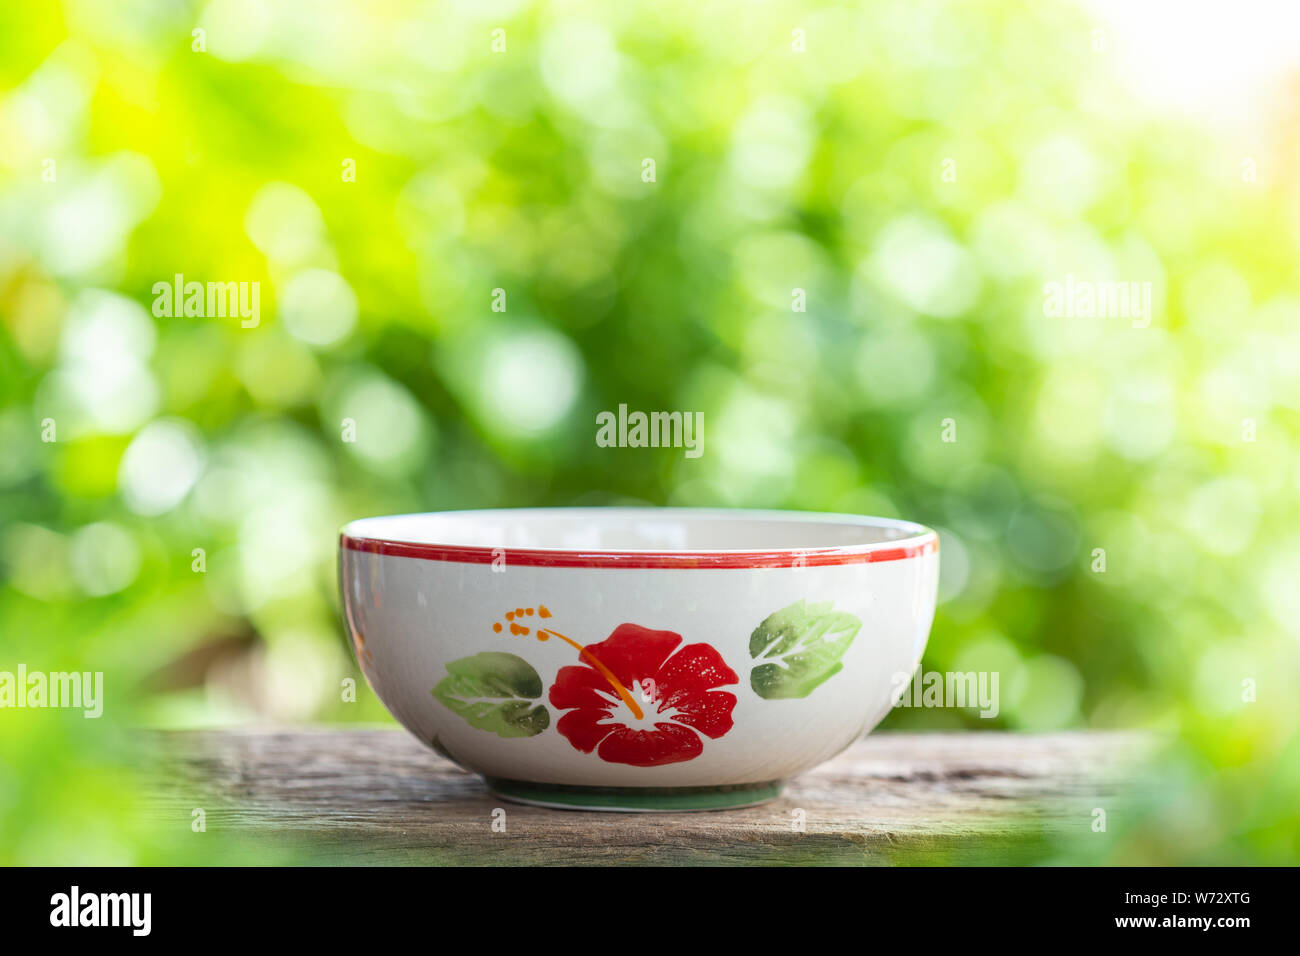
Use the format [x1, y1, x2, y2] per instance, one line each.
[1, 0, 1298, 864]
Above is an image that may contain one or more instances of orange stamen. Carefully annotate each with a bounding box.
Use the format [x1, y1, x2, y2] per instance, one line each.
[537, 628, 644, 720]
[538, 605, 551, 618]
[492, 622, 502, 633]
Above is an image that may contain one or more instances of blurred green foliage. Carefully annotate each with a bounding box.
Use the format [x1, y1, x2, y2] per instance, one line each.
[1, 0, 1298, 864]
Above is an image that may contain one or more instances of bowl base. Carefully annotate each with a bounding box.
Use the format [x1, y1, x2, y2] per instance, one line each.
[484, 777, 784, 812]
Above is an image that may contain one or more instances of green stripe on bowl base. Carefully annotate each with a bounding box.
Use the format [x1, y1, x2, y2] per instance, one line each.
[484, 777, 784, 812]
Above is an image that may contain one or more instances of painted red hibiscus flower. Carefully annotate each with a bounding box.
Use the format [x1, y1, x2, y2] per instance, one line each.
[548, 623, 739, 766]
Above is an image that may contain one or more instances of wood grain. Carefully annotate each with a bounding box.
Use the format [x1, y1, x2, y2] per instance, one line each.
[139, 728, 1147, 865]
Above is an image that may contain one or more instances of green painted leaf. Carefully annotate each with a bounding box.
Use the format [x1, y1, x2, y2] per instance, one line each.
[432, 652, 550, 738]
[749, 600, 862, 699]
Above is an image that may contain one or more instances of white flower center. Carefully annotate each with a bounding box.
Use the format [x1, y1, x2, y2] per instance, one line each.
[594, 678, 683, 730]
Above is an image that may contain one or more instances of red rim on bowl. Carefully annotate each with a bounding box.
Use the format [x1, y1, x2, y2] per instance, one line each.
[339, 508, 939, 569]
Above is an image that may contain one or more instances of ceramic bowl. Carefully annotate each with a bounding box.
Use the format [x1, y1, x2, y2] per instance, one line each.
[339, 508, 939, 811]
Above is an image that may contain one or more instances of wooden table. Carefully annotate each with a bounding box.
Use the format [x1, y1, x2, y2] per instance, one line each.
[142, 727, 1146, 865]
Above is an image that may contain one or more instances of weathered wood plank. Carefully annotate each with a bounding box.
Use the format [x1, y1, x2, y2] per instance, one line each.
[139, 728, 1147, 865]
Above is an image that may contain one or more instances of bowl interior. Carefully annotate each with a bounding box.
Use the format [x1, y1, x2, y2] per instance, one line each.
[341, 508, 930, 553]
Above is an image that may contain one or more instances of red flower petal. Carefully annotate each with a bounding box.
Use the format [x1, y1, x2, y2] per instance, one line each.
[596, 722, 704, 767]
[661, 689, 738, 739]
[653, 642, 739, 738]
[549, 663, 616, 712]
[554, 708, 616, 754]
[584, 623, 681, 688]
[655, 640, 739, 698]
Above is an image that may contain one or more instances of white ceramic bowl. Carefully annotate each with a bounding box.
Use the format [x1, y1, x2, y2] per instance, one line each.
[339, 508, 939, 811]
